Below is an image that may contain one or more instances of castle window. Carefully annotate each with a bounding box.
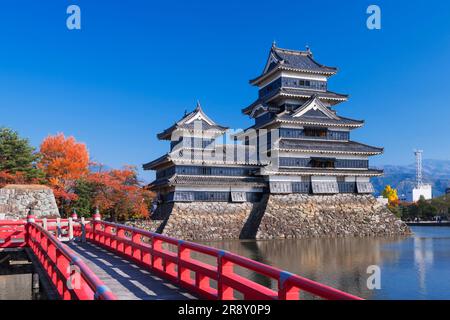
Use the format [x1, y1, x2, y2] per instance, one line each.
[311, 158, 335, 168]
[304, 127, 327, 137]
[202, 167, 212, 175]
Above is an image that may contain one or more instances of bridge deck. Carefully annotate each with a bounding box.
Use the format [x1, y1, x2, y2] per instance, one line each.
[67, 241, 197, 300]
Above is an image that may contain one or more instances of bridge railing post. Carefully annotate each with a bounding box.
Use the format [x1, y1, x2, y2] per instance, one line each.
[42, 218, 48, 231]
[34, 225, 40, 247]
[278, 273, 300, 300]
[178, 241, 192, 284]
[68, 218, 74, 240]
[131, 232, 141, 260]
[55, 249, 65, 296]
[105, 225, 114, 248]
[27, 211, 36, 223]
[26, 211, 36, 245]
[117, 227, 125, 252]
[92, 208, 102, 243]
[47, 240, 57, 285]
[123, 228, 132, 256]
[152, 238, 163, 271]
[80, 217, 86, 243]
[71, 209, 78, 221]
[56, 218, 62, 239]
[218, 253, 234, 300]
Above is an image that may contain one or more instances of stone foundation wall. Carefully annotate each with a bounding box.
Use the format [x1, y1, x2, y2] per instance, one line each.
[256, 194, 409, 239]
[162, 202, 256, 241]
[128, 194, 410, 241]
[0, 185, 60, 219]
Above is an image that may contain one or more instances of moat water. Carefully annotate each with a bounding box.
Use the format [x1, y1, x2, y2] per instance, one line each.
[200, 226, 450, 300]
[0, 250, 47, 300]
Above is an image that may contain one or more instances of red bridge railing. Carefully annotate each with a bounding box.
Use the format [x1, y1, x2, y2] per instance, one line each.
[0, 218, 116, 300]
[81, 220, 362, 300]
[0, 220, 27, 248]
[1, 215, 361, 300]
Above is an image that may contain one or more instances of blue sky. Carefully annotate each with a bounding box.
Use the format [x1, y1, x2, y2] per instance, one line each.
[1, 0, 450, 182]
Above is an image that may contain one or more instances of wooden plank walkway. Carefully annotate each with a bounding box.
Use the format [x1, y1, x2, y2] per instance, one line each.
[67, 241, 197, 300]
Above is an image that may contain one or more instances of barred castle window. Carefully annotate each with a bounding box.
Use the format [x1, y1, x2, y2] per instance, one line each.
[311, 158, 335, 168]
[304, 127, 327, 138]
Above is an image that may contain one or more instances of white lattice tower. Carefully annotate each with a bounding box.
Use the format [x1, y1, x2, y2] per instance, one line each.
[414, 149, 423, 187]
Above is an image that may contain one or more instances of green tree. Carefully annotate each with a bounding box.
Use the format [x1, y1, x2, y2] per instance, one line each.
[416, 196, 438, 220]
[400, 205, 410, 220]
[389, 205, 402, 218]
[72, 179, 96, 218]
[0, 127, 43, 181]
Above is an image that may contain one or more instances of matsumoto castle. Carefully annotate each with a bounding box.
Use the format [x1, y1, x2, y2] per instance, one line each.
[144, 44, 383, 204]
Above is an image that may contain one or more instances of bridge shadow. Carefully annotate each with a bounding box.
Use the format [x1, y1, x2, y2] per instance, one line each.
[67, 241, 195, 300]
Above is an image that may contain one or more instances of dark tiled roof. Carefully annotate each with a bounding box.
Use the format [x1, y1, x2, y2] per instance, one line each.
[172, 175, 266, 186]
[149, 174, 267, 189]
[240, 111, 363, 130]
[279, 88, 347, 100]
[157, 103, 228, 140]
[277, 139, 383, 154]
[235, 115, 363, 137]
[250, 45, 338, 85]
[147, 177, 170, 188]
[271, 47, 337, 74]
[271, 167, 383, 176]
[143, 154, 171, 170]
[276, 113, 364, 127]
[157, 121, 227, 140]
[242, 88, 347, 115]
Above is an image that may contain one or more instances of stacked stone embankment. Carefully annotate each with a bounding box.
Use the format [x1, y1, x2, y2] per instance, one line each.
[0, 184, 60, 219]
[162, 202, 255, 241]
[127, 194, 409, 241]
[127, 201, 257, 241]
[255, 194, 410, 239]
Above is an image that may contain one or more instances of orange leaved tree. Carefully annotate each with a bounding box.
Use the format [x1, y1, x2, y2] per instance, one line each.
[0, 171, 25, 187]
[86, 166, 154, 221]
[38, 133, 90, 206]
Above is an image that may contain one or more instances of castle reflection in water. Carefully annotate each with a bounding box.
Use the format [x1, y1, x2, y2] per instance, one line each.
[198, 227, 448, 300]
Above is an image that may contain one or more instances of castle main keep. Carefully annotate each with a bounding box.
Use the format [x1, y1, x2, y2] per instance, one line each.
[141, 44, 409, 240]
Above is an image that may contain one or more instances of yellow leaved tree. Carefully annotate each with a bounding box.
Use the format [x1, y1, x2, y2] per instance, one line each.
[382, 185, 399, 205]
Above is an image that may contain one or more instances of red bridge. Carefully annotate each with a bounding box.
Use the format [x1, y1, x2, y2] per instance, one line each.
[0, 212, 362, 300]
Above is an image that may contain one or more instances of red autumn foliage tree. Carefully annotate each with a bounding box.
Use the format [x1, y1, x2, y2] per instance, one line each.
[0, 171, 25, 187]
[39, 133, 90, 203]
[86, 166, 154, 221]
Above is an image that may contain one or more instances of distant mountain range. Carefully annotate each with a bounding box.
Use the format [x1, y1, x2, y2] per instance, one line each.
[372, 159, 450, 199]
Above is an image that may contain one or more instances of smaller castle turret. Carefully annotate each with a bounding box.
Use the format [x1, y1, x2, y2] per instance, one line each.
[144, 103, 265, 203]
